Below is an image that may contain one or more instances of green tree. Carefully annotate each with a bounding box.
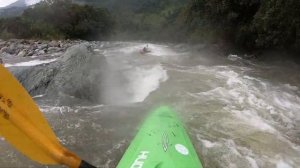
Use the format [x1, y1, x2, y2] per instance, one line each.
[253, 0, 300, 50]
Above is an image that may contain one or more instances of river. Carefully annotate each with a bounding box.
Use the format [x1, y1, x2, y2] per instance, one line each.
[0, 42, 299, 168]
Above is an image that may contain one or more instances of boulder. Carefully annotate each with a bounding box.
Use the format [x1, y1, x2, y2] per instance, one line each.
[48, 47, 60, 53]
[27, 50, 35, 57]
[46, 43, 108, 103]
[38, 50, 46, 55]
[0, 41, 7, 48]
[0, 46, 9, 53]
[11, 63, 60, 96]
[17, 50, 27, 57]
[38, 44, 48, 50]
[8, 43, 17, 54]
[12, 43, 108, 104]
[49, 41, 60, 47]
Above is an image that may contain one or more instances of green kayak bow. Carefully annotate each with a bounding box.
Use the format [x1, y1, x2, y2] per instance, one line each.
[117, 106, 203, 168]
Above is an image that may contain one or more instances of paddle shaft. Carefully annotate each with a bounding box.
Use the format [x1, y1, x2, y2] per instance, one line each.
[0, 65, 96, 168]
[1, 100, 81, 168]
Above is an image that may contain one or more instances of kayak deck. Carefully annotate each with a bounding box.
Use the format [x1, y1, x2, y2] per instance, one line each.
[117, 106, 203, 168]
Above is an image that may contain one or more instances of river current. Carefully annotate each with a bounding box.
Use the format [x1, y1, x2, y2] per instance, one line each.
[0, 42, 299, 168]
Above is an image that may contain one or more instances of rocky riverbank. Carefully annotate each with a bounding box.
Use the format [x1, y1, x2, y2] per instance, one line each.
[0, 39, 84, 64]
[1, 39, 111, 105]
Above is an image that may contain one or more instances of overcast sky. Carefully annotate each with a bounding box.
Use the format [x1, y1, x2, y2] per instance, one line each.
[0, 0, 17, 7]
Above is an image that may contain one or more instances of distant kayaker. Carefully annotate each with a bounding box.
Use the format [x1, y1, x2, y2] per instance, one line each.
[143, 47, 147, 53]
[140, 44, 151, 54]
[142, 44, 150, 53]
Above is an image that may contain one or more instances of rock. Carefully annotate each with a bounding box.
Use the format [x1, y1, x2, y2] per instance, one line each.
[8, 43, 17, 54]
[23, 45, 31, 49]
[38, 50, 45, 55]
[0, 51, 13, 58]
[0, 46, 9, 53]
[12, 43, 108, 104]
[17, 50, 27, 57]
[0, 41, 7, 48]
[38, 44, 48, 50]
[46, 43, 108, 103]
[28, 40, 35, 45]
[20, 40, 30, 45]
[11, 63, 60, 96]
[48, 47, 60, 53]
[27, 51, 35, 57]
[0, 43, 17, 55]
[49, 41, 60, 47]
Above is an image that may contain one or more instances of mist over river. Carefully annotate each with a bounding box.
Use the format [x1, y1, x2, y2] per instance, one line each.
[0, 42, 299, 168]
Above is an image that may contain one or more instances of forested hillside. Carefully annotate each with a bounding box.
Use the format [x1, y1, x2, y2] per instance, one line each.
[184, 0, 300, 52]
[0, 0, 114, 40]
[0, 7, 26, 18]
[0, 0, 299, 53]
[73, 0, 188, 41]
[104, 0, 299, 53]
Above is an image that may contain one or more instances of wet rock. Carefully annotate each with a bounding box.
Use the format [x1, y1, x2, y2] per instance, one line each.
[49, 41, 60, 47]
[48, 47, 60, 53]
[11, 63, 60, 96]
[20, 40, 30, 45]
[0, 46, 10, 53]
[38, 50, 46, 55]
[0, 52, 13, 58]
[23, 45, 31, 50]
[12, 43, 108, 104]
[8, 43, 17, 54]
[0, 41, 7, 47]
[27, 50, 35, 57]
[17, 50, 27, 57]
[46, 43, 108, 103]
[38, 44, 48, 50]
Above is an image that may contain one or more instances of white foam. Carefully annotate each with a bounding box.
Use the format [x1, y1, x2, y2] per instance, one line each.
[117, 43, 178, 57]
[218, 70, 243, 86]
[32, 94, 44, 98]
[127, 65, 168, 102]
[228, 54, 242, 61]
[246, 156, 259, 168]
[4, 58, 57, 67]
[231, 109, 276, 133]
[118, 43, 146, 54]
[273, 93, 300, 111]
[276, 160, 293, 168]
[195, 66, 282, 133]
[201, 139, 217, 148]
[225, 139, 242, 156]
[39, 106, 73, 114]
[149, 44, 178, 56]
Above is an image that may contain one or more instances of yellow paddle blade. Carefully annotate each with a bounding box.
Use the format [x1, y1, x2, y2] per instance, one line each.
[0, 65, 81, 168]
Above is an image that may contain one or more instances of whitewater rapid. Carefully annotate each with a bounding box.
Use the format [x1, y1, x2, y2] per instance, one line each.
[0, 42, 299, 168]
[4, 58, 57, 67]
